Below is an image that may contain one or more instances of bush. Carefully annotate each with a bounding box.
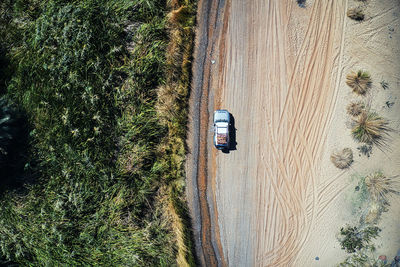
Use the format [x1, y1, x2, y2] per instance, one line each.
[339, 225, 380, 253]
[346, 70, 371, 95]
[330, 148, 353, 169]
[347, 7, 365, 21]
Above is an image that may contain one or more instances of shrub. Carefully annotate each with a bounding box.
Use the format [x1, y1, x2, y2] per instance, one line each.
[351, 111, 390, 146]
[330, 148, 353, 169]
[346, 101, 365, 117]
[346, 70, 371, 95]
[347, 7, 365, 21]
[339, 225, 380, 253]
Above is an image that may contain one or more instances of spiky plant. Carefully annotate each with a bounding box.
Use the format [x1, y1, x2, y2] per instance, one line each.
[347, 7, 365, 21]
[346, 70, 371, 95]
[330, 148, 353, 169]
[351, 111, 390, 146]
[365, 172, 399, 204]
[346, 101, 365, 117]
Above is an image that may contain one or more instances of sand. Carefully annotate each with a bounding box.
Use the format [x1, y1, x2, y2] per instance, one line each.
[297, 0, 400, 265]
[187, 0, 400, 266]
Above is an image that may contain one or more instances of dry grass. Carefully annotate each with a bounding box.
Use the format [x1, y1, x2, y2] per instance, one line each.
[364, 201, 382, 224]
[347, 7, 365, 21]
[346, 101, 365, 117]
[156, 0, 197, 266]
[158, 186, 191, 267]
[365, 172, 399, 204]
[156, 84, 179, 125]
[346, 70, 371, 95]
[351, 111, 390, 146]
[168, 5, 189, 25]
[330, 148, 354, 169]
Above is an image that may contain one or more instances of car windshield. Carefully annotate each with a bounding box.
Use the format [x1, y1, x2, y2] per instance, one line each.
[214, 111, 229, 123]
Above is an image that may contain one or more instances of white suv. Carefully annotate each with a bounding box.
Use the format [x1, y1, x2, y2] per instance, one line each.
[213, 110, 230, 150]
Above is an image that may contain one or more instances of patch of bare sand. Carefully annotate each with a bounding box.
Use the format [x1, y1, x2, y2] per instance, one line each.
[212, 0, 349, 266]
[295, 0, 400, 265]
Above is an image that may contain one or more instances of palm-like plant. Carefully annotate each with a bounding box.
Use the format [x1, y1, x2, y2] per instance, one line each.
[346, 70, 371, 95]
[365, 172, 399, 204]
[351, 111, 390, 146]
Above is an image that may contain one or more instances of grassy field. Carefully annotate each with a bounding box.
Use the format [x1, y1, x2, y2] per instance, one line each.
[0, 0, 196, 265]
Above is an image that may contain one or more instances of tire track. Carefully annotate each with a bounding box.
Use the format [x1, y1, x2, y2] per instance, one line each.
[253, 1, 346, 265]
[189, 0, 349, 266]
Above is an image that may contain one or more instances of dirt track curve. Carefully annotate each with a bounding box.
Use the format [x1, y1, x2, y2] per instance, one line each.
[187, 0, 348, 266]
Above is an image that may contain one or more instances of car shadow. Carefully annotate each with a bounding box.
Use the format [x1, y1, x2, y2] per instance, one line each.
[221, 113, 237, 154]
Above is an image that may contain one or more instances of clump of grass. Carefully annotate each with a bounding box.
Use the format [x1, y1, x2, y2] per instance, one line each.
[330, 148, 353, 169]
[168, 5, 190, 25]
[347, 7, 365, 21]
[346, 70, 371, 95]
[339, 225, 380, 253]
[156, 84, 179, 126]
[346, 101, 365, 117]
[365, 171, 399, 204]
[351, 111, 390, 146]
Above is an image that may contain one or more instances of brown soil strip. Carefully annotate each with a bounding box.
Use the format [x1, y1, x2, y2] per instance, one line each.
[186, 0, 227, 266]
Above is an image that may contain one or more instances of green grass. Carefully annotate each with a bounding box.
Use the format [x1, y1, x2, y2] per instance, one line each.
[0, 0, 197, 265]
[339, 225, 380, 253]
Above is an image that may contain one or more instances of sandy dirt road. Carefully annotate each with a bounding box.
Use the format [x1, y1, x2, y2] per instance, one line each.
[187, 0, 353, 266]
[213, 1, 347, 266]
